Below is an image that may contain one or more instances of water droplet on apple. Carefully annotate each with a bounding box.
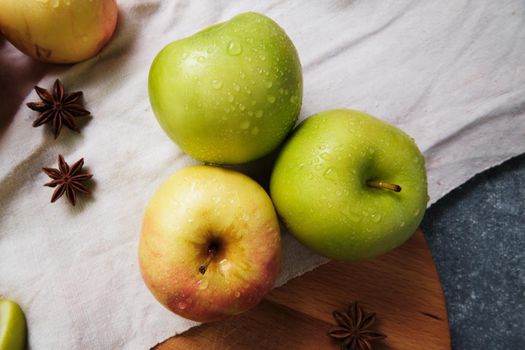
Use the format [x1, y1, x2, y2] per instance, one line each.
[233, 83, 240, 92]
[342, 208, 361, 222]
[227, 94, 234, 102]
[227, 41, 242, 55]
[177, 301, 187, 310]
[240, 121, 250, 130]
[219, 259, 232, 274]
[197, 56, 205, 62]
[198, 279, 209, 290]
[240, 71, 246, 79]
[265, 81, 273, 88]
[371, 213, 381, 223]
[251, 127, 259, 135]
[323, 167, 337, 180]
[267, 95, 276, 103]
[212, 79, 223, 89]
[235, 291, 241, 298]
[413, 208, 421, 217]
[255, 110, 264, 118]
[400, 221, 406, 228]
[320, 152, 332, 161]
[290, 96, 299, 104]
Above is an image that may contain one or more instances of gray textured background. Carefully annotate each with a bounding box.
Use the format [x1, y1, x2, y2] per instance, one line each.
[422, 154, 525, 349]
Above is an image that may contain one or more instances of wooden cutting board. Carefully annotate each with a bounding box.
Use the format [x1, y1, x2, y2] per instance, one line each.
[154, 230, 450, 349]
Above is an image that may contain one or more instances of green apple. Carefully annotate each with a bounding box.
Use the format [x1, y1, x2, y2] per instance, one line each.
[139, 165, 281, 322]
[270, 109, 428, 261]
[148, 12, 303, 164]
[0, 299, 27, 350]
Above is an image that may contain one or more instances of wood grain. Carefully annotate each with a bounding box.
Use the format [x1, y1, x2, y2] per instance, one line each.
[154, 230, 450, 350]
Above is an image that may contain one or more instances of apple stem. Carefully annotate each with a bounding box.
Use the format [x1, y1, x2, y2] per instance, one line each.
[199, 246, 217, 275]
[366, 180, 402, 192]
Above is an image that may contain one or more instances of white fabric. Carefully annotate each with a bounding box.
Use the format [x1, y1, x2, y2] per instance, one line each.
[1, 1, 524, 348]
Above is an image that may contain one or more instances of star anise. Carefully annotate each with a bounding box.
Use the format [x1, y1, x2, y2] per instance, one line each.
[27, 79, 90, 138]
[42, 155, 93, 206]
[327, 302, 386, 350]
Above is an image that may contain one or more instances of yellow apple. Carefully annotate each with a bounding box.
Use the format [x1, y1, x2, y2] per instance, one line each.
[0, 299, 27, 350]
[0, 0, 118, 64]
[139, 165, 281, 322]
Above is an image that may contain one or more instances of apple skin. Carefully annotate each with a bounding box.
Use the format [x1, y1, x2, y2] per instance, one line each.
[270, 109, 428, 261]
[0, 0, 118, 64]
[139, 165, 281, 322]
[0, 299, 27, 350]
[148, 12, 303, 164]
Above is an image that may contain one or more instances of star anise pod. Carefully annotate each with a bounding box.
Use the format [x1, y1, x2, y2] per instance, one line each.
[42, 155, 93, 206]
[327, 302, 386, 350]
[27, 79, 90, 138]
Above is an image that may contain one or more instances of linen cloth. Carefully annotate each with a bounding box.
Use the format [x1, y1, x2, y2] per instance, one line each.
[1, 1, 524, 348]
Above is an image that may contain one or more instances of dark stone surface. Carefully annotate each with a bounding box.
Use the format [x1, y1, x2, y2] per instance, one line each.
[422, 154, 525, 350]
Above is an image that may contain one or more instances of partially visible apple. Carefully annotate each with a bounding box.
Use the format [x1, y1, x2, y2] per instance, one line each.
[270, 109, 428, 261]
[149, 12, 302, 164]
[0, 0, 118, 64]
[0, 299, 27, 350]
[139, 165, 281, 322]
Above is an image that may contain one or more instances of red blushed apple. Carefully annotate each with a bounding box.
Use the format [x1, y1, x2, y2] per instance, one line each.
[139, 165, 281, 322]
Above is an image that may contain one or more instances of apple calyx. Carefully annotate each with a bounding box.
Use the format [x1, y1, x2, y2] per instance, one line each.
[199, 243, 219, 275]
[366, 180, 402, 192]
